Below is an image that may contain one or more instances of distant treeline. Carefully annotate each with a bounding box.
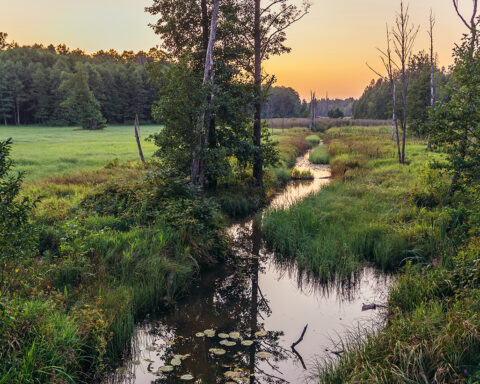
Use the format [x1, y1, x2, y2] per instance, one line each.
[0, 38, 163, 126]
[353, 51, 450, 135]
[262, 86, 354, 119]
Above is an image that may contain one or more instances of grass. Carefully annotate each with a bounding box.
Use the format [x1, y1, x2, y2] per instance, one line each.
[0, 125, 159, 181]
[262, 125, 480, 383]
[263, 126, 448, 279]
[310, 144, 329, 164]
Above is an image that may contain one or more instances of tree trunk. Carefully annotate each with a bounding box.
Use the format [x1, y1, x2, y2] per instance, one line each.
[191, 0, 220, 185]
[134, 113, 145, 164]
[428, 13, 435, 151]
[15, 98, 20, 126]
[401, 71, 407, 164]
[253, 0, 263, 188]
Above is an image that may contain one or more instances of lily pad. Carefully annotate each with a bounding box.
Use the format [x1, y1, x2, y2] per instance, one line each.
[204, 329, 216, 338]
[209, 348, 226, 355]
[218, 333, 230, 339]
[241, 340, 254, 346]
[131, 360, 141, 365]
[254, 330, 267, 337]
[195, 332, 205, 337]
[229, 332, 241, 339]
[180, 374, 194, 381]
[220, 340, 236, 347]
[170, 357, 182, 366]
[257, 351, 273, 359]
[158, 365, 174, 373]
[224, 371, 240, 378]
[144, 358, 155, 363]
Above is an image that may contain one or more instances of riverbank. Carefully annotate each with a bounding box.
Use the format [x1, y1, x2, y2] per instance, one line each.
[0, 127, 316, 383]
[262, 126, 480, 382]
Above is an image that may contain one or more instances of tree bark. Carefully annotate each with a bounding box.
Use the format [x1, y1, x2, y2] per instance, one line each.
[191, 0, 220, 185]
[134, 113, 145, 164]
[253, 0, 263, 188]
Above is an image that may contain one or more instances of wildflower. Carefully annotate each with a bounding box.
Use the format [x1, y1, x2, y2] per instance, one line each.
[432, 258, 439, 267]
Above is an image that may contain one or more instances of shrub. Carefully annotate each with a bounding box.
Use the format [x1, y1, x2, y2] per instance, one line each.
[310, 145, 329, 165]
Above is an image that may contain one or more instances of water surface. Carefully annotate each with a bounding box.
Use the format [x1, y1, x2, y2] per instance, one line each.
[106, 151, 391, 384]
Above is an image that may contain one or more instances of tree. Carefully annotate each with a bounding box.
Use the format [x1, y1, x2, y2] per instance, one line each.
[262, 86, 301, 118]
[431, 0, 480, 192]
[0, 139, 35, 272]
[428, 10, 436, 150]
[59, 64, 106, 130]
[250, 0, 311, 187]
[392, 1, 419, 164]
[0, 32, 8, 50]
[328, 107, 344, 119]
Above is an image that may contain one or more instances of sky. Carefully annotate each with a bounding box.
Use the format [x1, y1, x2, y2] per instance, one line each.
[0, 0, 474, 99]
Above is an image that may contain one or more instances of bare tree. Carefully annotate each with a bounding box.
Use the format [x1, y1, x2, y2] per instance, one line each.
[191, 0, 220, 185]
[367, 25, 401, 160]
[392, 1, 419, 164]
[428, 10, 436, 151]
[309, 91, 316, 131]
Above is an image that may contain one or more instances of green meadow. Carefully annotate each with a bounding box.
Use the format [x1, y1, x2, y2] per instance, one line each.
[0, 125, 160, 181]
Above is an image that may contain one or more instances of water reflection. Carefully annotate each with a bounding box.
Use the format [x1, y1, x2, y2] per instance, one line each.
[105, 151, 392, 384]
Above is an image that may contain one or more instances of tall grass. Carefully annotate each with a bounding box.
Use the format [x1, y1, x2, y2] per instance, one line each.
[309, 145, 329, 165]
[266, 118, 391, 131]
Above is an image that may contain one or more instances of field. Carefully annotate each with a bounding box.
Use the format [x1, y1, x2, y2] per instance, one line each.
[0, 125, 159, 181]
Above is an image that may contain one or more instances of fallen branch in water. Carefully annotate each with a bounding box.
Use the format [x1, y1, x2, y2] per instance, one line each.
[291, 324, 308, 349]
[362, 303, 388, 311]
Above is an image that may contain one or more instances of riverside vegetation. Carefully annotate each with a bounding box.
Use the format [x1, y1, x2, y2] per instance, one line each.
[263, 126, 480, 383]
[0, 125, 314, 383]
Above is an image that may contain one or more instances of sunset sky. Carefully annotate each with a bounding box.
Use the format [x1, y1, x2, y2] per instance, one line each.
[0, 0, 474, 99]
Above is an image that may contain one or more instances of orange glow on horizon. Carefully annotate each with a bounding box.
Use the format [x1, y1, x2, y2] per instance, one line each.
[1, 0, 473, 99]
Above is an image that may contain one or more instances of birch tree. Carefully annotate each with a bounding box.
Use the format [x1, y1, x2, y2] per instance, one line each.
[191, 0, 220, 185]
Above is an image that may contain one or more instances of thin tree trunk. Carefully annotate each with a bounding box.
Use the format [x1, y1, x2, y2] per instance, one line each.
[428, 11, 435, 151]
[191, 0, 220, 185]
[15, 98, 20, 126]
[253, 0, 263, 188]
[134, 113, 145, 164]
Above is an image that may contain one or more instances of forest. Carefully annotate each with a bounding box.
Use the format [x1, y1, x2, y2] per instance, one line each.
[2, 0, 480, 383]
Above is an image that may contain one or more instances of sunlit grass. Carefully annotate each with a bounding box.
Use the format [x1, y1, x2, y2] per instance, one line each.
[0, 125, 160, 181]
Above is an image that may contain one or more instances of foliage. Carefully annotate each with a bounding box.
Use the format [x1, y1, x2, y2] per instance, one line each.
[59, 64, 106, 130]
[262, 86, 302, 118]
[327, 107, 344, 119]
[0, 139, 35, 270]
[0, 43, 162, 126]
[431, 31, 480, 190]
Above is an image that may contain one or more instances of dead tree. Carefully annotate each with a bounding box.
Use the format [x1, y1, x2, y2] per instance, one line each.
[309, 91, 316, 131]
[367, 25, 401, 158]
[428, 10, 436, 151]
[392, 1, 419, 164]
[191, 0, 220, 186]
[134, 114, 145, 164]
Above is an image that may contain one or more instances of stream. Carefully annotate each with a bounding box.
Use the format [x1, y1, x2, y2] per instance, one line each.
[105, 151, 392, 384]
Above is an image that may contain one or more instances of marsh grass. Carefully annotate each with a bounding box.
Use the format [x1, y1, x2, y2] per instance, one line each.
[310, 145, 329, 165]
[263, 126, 448, 279]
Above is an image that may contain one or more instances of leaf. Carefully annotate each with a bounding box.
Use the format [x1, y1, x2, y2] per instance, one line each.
[218, 333, 229, 339]
[241, 340, 254, 346]
[180, 374, 194, 381]
[195, 332, 205, 337]
[220, 340, 236, 347]
[254, 330, 267, 337]
[170, 357, 182, 366]
[158, 365, 174, 373]
[209, 348, 226, 355]
[229, 332, 240, 339]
